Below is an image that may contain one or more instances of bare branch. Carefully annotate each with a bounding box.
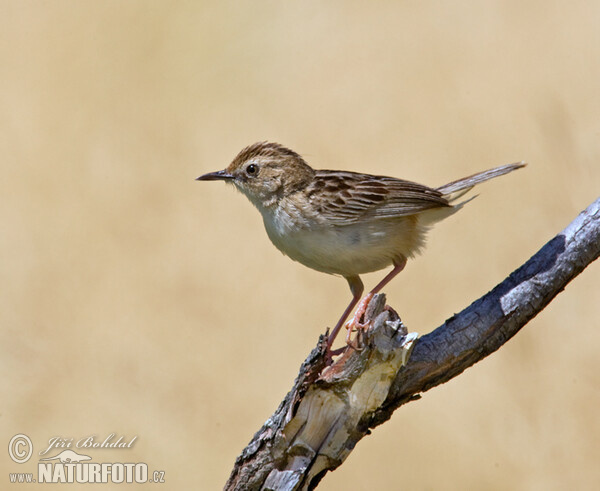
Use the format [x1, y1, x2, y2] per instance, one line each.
[225, 197, 600, 491]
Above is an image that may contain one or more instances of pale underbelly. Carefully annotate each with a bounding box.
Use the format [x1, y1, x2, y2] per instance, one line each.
[264, 218, 423, 276]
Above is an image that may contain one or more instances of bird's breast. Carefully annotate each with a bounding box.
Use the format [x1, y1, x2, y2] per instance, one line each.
[260, 205, 424, 276]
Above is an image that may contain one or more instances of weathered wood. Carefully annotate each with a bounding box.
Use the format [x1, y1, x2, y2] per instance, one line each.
[225, 197, 600, 491]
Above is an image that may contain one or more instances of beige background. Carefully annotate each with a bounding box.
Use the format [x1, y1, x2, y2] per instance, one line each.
[2, 2, 599, 490]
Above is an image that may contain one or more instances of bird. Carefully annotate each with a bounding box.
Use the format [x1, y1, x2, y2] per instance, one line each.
[197, 142, 525, 355]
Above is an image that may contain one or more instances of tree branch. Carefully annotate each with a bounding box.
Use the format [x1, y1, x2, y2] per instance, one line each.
[225, 197, 600, 491]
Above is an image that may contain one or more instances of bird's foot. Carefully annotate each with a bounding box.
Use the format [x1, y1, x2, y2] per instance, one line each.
[344, 292, 374, 351]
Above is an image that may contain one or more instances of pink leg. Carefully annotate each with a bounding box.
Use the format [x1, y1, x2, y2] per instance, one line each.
[326, 275, 363, 352]
[371, 256, 407, 294]
[344, 256, 408, 348]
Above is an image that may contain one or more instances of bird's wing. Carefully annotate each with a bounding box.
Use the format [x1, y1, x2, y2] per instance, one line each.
[305, 170, 449, 225]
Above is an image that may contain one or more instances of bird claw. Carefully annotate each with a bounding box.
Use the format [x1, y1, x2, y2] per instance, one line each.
[344, 293, 374, 351]
[345, 326, 365, 351]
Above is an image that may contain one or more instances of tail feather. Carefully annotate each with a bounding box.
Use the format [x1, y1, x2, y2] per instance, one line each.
[418, 161, 526, 227]
[436, 162, 526, 201]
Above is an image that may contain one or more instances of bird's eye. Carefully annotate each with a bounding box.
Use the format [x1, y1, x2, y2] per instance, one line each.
[246, 164, 258, 176]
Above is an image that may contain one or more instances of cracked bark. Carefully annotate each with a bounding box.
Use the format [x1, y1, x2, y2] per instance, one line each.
[225, 197, 600, 491]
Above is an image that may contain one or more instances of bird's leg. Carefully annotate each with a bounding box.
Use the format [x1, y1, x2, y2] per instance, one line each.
[326, 275, 364, 354]
[344, 292, 374, 351]
[345, 256, 408, 349]
[371, 255, 407, 294]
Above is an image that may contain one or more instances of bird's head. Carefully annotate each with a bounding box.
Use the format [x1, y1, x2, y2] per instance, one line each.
[197, 142, 315, 210]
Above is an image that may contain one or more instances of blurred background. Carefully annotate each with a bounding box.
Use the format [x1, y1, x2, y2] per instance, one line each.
[1, 1, 599, 489]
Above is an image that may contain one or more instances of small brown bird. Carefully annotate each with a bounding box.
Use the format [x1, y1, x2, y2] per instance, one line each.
[197, 142, 525, 353]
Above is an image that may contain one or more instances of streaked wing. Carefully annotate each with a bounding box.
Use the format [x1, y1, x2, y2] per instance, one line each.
[305, 170, 449, 225]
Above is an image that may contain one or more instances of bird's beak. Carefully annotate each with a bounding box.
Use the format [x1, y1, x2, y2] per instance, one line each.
[196, 170, 234, 181]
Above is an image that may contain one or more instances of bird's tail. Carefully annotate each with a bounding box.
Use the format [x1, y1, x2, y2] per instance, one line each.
[417, 161, 526, 227]
[437, 162, 526, 203]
